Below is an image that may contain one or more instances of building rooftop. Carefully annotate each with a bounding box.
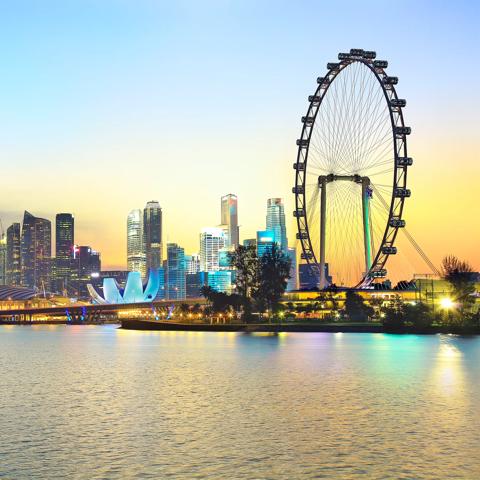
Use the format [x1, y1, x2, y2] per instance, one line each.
[0, 285, 37, 301]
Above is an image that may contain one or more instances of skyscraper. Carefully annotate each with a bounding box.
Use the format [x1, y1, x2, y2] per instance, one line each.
[6, 223, 21, 286]
[73, 245, 101, 298]
[143, 201, 162, 272]
[20, 211, 51, 290]
[220, 194, 239, 248]
[185, 253, 200, 274]
[200, 228, 226, 272]
[266, 198, 288, 253]
[207, 271, 232, 294]
[54, 213, 74, 293]
[166, 243, 186, 300]
[256, 230, 275, 258]
[186, 271, 208, 298]
[127, 209, 146, 277]
[0, 232, 6, 285]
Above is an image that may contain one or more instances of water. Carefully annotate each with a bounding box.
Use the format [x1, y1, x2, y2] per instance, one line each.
[1, 326, 479, 479]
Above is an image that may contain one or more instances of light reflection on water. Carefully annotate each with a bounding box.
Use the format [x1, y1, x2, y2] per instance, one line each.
[1, 326, 479, 479]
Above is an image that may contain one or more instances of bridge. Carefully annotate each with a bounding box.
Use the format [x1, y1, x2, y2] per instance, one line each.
[0, 298, 207, 324]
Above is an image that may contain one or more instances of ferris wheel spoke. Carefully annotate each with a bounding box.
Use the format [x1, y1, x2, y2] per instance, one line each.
[360, 137, 393, 174]
[357, 109, 391, 170]
[355, 97, 389, 170]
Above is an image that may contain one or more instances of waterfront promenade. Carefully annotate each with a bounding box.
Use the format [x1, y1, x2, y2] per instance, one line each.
[120, 318, 480, 334]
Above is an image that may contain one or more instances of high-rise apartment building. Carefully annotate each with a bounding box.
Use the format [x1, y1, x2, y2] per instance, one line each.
[200, 228, 226, 272]
[166, 243, 186, 300]
[0, 232, 6, 285]
[6, 223, 21, 286]
[220, 194, 239, 248]
[143, 201, 162, 272]
[21, 211, 52, 290]
[266, 198, 288, 253]
[185, 253, 200, 274]
[127, 209, 146, 277]
[54, 213, 74, 293]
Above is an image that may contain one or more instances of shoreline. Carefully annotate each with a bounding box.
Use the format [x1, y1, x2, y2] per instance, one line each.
[1, 319, 478, 335]
[120, 319, 480, 335]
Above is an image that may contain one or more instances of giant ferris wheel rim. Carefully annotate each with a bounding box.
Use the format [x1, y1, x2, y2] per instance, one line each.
[293, 49, 411, 288]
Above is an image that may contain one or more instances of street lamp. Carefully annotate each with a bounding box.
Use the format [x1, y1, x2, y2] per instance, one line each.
[439, 297, 455, 310]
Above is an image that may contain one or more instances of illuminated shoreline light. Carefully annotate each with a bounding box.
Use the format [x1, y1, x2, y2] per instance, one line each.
[439, 297, 455, 310]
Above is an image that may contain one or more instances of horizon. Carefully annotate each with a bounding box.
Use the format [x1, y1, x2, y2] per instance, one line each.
[1, 1, 479, 276]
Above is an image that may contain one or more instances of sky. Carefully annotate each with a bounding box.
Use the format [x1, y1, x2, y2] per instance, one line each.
[0, 0, 479, 275]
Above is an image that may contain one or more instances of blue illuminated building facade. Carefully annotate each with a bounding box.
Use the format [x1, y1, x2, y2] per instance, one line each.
[256, 230, 275, 257]
[266, 198, 288, 253]
[207, 271, 232, 294]
[166, 243, 186, 300]
[156, 266, 166, 300]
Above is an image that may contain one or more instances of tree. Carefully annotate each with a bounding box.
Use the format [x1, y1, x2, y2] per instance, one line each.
[200, 286, 243, 315]
[228, 245, 259, 299]
[179, 303, 190, 314]
[369, 296, 385, 320]
[403, 302, 432, 329]
[381, 297, 434, 330]
[381, 295, 406, 329]
[254, 244, 291, 315]
[441, 255, 476, 311]
[343, 290, 374, 322]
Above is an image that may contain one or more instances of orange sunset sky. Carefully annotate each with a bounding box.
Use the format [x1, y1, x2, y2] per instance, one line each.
[1, 1, 478, 278]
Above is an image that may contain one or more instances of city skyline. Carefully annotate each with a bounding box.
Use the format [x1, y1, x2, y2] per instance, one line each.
[0, 1, 479, 275]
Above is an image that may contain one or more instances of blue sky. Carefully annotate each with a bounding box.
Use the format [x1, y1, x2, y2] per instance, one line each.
[0, 0, 478, 271]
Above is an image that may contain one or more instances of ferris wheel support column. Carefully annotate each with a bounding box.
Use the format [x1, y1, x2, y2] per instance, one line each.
[362, 177, 373, 274]
[319, 176, 327, 289]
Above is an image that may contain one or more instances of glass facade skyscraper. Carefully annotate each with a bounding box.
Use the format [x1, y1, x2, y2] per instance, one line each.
[127, 209, 146, 277]
[256, 230, 275, 258]
[143, 201, 162, 272]
[73, 245, 101, 298]
[54, 213, 74, 293]
[21, 211, 51, 290]
[200, 228, 226, 272]
[6, 223, 21, 286]
[266, 198, 288, 253]
[220, 194, 239, 248]
[186, 271, 208, 298]
[166, 243, 186, 300]
[207, 271, 232, 294]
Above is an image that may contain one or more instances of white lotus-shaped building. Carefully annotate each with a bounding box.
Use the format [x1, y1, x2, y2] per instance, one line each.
[88, 270, 160, 304]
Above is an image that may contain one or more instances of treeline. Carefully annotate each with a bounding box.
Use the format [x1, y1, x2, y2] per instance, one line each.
[201, 244, 291, 321]
[380, 255, 479, 332]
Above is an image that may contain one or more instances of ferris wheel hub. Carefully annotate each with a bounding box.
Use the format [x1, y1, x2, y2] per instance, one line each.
[318, 174, 371, 186]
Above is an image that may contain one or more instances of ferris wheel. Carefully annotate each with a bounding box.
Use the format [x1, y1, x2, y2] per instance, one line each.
[293, 49, 412, 288]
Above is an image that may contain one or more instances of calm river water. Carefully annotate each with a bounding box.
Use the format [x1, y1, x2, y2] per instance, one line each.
[1, 325, 479, 479]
